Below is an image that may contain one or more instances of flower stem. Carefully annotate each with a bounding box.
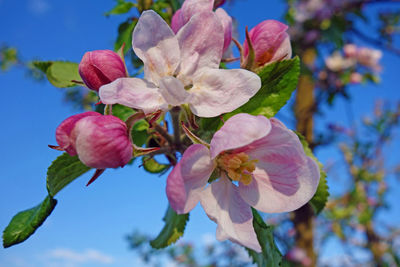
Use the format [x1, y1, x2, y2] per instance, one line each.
[171, 107, 183, 152]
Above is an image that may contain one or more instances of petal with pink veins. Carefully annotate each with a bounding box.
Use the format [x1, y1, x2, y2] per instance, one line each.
[188, 69, 261, 118]
[238, 118, 320, 213]
[171, 9, 184, 34]
[99, 78, 168, 114]
[132, 10, 180, 83]
[166, 144, 215, 214]
[200, 176, 261, 252]
[215, 8, 232, 53]
[181, 0, 214, 23]
[177, 12, 224, 83]
[210, 113, 270, 159]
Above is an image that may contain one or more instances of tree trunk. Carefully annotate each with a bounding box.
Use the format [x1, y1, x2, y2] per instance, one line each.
[293, 48, 317, 266]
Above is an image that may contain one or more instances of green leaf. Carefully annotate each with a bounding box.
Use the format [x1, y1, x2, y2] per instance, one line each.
[32, 61, 81, 88]
[247, 209, 282, 267]
[47, 153, 91, 197]
[296, 132, 329, 214]
[142, 157, 169, 173]
[112, 104, 135, 121]
[46, 61, 81, 88]
[225, 57, 300, 119]
[150, 205, 189, 249]
[105, 0, 135, 16]
[132, 120, 149, 147]
[115, 19, 137, 54]
[32, 61, 52, 73]
[3, 196, 57, 248]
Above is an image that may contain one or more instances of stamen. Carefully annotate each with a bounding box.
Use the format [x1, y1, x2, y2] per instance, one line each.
[218, 152, 258, 185]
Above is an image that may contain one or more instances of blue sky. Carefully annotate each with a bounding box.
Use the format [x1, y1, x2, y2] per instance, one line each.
[0, 0, 399, 266]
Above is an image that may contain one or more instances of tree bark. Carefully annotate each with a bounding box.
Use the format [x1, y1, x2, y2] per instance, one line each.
[293, 48, 317, 266]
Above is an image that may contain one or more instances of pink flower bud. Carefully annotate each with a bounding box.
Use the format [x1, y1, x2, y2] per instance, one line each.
[55, 111, 101, 156]
[72, 115, 133, 169]
[243, 20, 292, 67]
[55, 113, 133, 169]
[79, 50, 127, 92]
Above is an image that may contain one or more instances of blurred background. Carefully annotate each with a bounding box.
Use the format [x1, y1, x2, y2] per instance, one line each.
[0, 0, 399, 266]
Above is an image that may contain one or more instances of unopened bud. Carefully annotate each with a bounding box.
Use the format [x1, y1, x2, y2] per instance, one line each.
[79, 50, 127, 92]
[55, 111, 101, 156]
[55, 113, 132, 169]
[243, 20, 292, 68]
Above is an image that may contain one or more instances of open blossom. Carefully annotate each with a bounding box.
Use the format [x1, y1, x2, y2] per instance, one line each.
[166, 113, 320, 251]
[55, 112, 132, 169]
[100, 10, 260, 118]
[171, 0, 232, 53]
[79, 50, 127, 92]
[325, 51, 356, 72]
[357, 47, 382, 71]
[243, 20, 292, 67]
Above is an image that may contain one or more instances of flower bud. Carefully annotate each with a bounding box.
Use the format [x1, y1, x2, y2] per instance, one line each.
[55, 113, 133, 169]
[79, 50, 127, 92]
[55, 111, 101, 156]
[72, 115, 133, 169]
[243, 20, 292, 68]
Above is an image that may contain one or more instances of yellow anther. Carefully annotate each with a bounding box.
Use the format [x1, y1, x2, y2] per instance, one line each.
[241, 173, 253, 185]
[217, 152, 257, 185]
[227, 157, 242, 169]
[227, 170, 241, 181]
[236, 152, 249, 162]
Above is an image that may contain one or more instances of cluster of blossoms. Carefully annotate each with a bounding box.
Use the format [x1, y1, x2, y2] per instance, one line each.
[319, 44, 382, 88]
[51, 0, 319, 251]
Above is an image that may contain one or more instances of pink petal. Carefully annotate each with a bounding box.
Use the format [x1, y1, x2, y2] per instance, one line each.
[200, 176, 261, 252]
[176, 12, 224, 83]
[209, 113, 271, 159]
[270, 34, 292, 62]
[158, 76, 191, 106]
[99, 78, 168, 114]
[215, 8, 232, 53]
[188, 68, 261, 118]
[166, 144, 215, 214]
[181, 0, 214, 23]
[171, 9, 184, 34]
[238, 118, 320, 213]
[132, 10, 180, 83]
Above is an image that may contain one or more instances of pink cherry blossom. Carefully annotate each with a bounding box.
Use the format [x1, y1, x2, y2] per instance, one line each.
[171, 0, 232, 53]
[100, 10, 260, 118]
[166, 113, 320, 251]
[79, 50, 127, 92]
[243, 20, 292, 67]
[55, 112, 133, 169]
